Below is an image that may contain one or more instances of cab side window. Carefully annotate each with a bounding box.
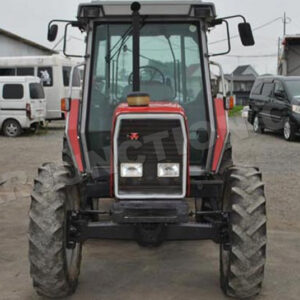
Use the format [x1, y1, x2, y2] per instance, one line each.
[3, 84, 24, 99]
[38, 67, 53, 87]
[17, 68, 34, 76]
[273, 81, 286, 100]
[261, 83, 273, 97]
[252, 82, 263, 95]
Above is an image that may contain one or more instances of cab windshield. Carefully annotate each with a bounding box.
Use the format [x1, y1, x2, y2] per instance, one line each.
[87, 22, 208, 167]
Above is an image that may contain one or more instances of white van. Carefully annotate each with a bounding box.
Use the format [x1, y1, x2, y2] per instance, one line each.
[0, 55, 81, 120]
[0, 76, 46, 137]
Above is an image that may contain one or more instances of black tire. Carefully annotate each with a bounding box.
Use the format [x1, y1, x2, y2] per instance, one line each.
[29, 163, 82, 298]
[253, 115, 264, 134]
[283, 118, 296, 141]
[2, 119, 22, 137]
[220, 166, 267, 299]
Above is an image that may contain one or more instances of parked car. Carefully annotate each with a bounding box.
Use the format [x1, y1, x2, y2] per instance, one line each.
[0, 55, 81, 120]
[248, 75, 300, 141]
[0, 76, 46, 137]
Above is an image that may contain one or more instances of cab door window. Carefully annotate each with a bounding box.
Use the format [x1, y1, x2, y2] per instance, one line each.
[273, 81, 286, 100]
[261, 83, 273, 97]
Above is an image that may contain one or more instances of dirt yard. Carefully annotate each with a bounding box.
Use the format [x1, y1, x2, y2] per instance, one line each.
[0, 118, 300, 300]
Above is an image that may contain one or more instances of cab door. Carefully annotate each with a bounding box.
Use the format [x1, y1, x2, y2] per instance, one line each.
[269, 81, 289, 131]
[28, 82, 47, 120]
[259, 82, 274, 129]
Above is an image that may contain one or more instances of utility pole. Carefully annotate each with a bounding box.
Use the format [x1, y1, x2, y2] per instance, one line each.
[283, 12, 287, 36]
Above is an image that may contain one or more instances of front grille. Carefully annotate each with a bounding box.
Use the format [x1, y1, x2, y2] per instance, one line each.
[114, 116, 186, 198]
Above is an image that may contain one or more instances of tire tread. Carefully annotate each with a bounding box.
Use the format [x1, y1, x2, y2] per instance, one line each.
[221, 166, 267, 299]
[29, 163, 81, 298]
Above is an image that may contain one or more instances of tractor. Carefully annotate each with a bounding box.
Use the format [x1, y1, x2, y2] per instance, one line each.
[29, 1, 267, 298]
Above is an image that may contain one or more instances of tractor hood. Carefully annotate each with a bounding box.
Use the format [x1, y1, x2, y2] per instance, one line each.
[113, 101, 187, 119]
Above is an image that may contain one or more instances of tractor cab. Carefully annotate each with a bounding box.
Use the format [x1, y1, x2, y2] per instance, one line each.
[48, 0, 254, 179]
[79, 1, 217, 177]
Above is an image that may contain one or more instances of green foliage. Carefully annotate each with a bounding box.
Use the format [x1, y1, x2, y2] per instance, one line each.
[229, 105, 244, 117]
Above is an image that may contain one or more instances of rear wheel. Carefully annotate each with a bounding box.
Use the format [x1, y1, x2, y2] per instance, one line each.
[253, 115, 264, 134]
[220, 166, 267, 298]
[2, 119, 22, 137]
[29, 163, 82, 298]
[283, 118, 296, 141]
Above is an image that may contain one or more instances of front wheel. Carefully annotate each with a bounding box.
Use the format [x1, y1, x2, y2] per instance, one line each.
[220, 166, 267, 299]
[2, 119, 22, 137]
[29, 163, 82, 298]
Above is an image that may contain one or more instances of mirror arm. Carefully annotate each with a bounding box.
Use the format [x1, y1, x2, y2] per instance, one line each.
[217, 15, 247, 24]
[209, 20, 231, 57]
[48, 19, 75, 33]
[48, 19, 85, 30]
[48, 19, 87, 58]
[63, 22, 88, 59]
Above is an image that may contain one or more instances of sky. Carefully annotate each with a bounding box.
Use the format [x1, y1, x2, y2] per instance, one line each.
[0, 0, 300, 74]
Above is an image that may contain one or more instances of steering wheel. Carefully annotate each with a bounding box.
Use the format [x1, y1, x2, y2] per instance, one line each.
[128, 66, 165, 85]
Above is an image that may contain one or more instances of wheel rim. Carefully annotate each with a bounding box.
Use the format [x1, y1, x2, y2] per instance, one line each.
[284, 121, 291, 140]
[253, 117, 259, 132]
[6, 122, 18, 136]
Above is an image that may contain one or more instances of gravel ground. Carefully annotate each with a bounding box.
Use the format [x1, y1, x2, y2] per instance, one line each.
[0, 118, 299, 299]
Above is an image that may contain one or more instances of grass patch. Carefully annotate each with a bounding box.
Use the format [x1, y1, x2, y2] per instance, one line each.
[229, 105, 243, 117]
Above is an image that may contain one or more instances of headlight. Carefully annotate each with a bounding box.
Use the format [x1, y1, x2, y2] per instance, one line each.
[292, 105, 300, 114]
[157, 163, 180, 177]
[120, 163, 143, 178]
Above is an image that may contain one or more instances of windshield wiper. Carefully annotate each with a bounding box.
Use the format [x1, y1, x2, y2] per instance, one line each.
[105, 26, 132, 63]
[105, 17, 146, 64]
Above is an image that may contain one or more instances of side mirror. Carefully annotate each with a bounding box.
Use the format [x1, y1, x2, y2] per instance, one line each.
[274, 91, 285, 99]
[238, 23, 255, 46]
[61, 98, 71, 112]
[48, 24, 58, 42]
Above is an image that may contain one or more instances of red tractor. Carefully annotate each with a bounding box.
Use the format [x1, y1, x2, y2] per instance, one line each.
[29, 1, 267, 298]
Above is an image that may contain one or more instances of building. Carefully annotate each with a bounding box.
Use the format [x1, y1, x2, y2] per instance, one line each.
[224, 65, 258, 106]
[0, 28, 57, 57]
[278, 35, 300, 76]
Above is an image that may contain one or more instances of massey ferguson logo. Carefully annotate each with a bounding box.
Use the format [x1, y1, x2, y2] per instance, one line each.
[127, 132, 140, 141]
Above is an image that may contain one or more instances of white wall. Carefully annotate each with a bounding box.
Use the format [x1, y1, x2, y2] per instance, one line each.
[0, 35, 51, 57]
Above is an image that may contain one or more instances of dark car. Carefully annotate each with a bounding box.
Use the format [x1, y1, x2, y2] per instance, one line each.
[248, 76, 300, 141]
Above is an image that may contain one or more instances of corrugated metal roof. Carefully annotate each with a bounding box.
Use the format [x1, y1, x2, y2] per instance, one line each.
[224, 74, 256, 81]
[0, 28, 57, 55]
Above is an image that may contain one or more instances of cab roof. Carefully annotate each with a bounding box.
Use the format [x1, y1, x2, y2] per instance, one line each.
[78, 0, 216, 19]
